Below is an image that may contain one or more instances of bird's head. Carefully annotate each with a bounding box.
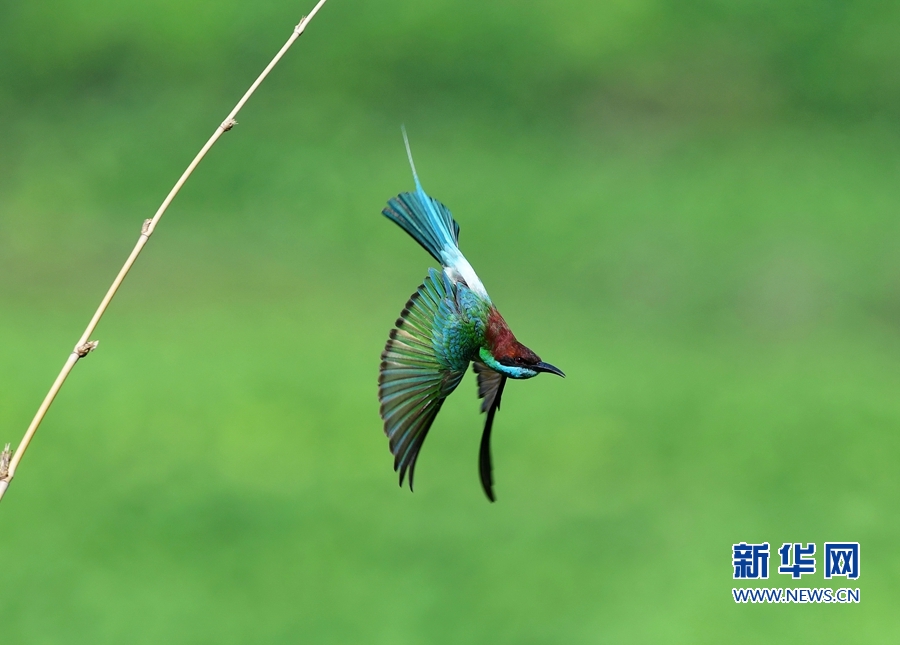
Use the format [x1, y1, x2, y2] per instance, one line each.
[480, 308, 565, 380]
[479, 344, 565, 380]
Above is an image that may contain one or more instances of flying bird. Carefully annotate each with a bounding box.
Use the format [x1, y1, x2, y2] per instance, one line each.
[378, 130, 565, 501]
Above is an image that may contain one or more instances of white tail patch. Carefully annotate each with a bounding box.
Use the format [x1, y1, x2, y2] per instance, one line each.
[441, 247, 490, 302]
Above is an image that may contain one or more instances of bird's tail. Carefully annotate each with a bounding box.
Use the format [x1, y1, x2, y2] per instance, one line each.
[382, 127, 461, 266]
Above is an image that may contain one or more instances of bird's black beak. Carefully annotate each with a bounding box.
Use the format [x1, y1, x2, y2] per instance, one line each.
[534, 361, 565, 377]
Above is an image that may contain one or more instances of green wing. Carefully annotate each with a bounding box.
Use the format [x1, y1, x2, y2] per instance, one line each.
[379, 268, 468, 489]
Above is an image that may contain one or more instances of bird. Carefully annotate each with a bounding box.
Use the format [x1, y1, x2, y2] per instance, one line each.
[378, 129, 565, 502]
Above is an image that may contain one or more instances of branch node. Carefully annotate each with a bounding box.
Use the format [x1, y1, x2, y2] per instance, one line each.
[0, 444, 10, 479]
[75, 340, 100, 358]
[221, 118, 237, 132]
[141, 219, 153, 237]
[294, 17, 307, 34]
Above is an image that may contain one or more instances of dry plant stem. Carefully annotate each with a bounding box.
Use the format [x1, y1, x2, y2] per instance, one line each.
[0, 0, 330, 503]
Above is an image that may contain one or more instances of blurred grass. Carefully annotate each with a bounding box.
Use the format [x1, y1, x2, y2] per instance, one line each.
[2, 0, 900, 643]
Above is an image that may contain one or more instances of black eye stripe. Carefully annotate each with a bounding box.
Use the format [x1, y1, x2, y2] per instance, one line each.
[499, 356, 529, 367]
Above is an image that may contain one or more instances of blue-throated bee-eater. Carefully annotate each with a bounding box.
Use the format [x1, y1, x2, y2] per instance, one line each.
[378, 130, 565, 502]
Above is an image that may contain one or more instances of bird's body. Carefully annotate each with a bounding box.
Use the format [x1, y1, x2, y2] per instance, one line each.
[378, 131, 564, 501]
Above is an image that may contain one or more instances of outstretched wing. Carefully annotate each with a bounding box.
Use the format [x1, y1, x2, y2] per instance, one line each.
[473, 361, 507, 502]
[379, 268, 467, 490]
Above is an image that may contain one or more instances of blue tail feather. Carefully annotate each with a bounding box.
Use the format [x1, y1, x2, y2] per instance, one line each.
[382, 129, 461, 265]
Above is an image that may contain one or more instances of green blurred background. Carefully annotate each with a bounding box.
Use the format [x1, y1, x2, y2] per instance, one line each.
[2, 0, 899, 642]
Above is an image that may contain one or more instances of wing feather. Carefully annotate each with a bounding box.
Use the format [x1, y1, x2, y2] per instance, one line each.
[473, 361, 507, 502]
[379, 269, 467, 489]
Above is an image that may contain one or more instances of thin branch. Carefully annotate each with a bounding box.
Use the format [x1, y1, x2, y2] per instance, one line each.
[0, 0, 330, 503]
